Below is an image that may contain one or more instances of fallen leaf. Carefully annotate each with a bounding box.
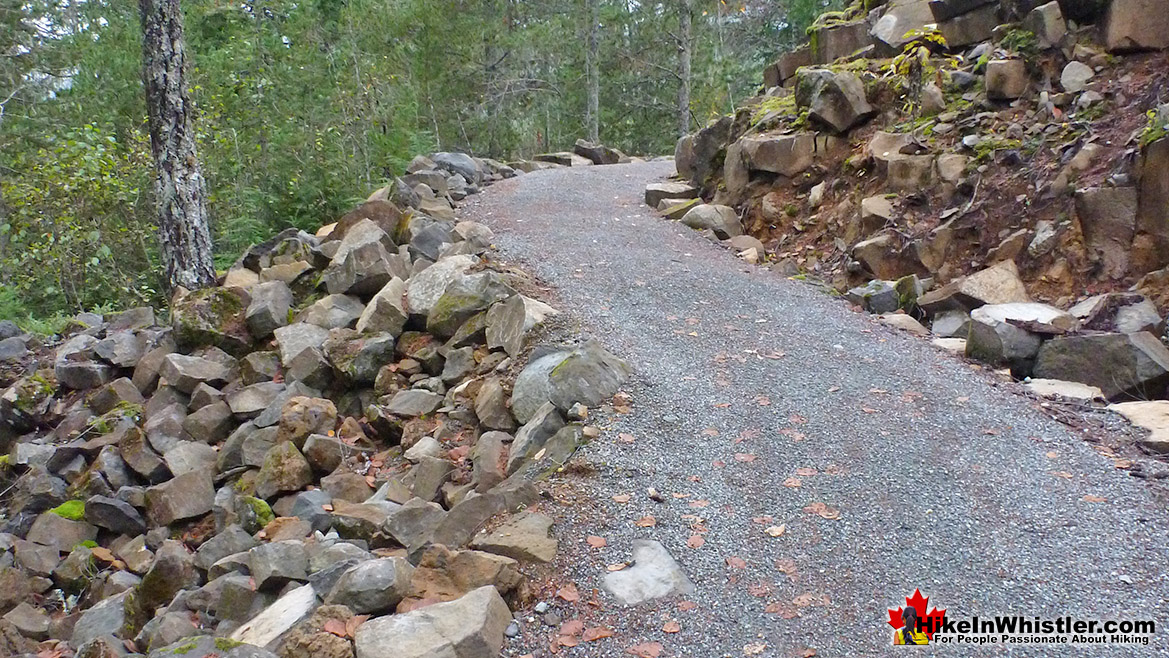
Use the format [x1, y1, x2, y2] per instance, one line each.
[793, 592, 830, 607]
[678, 600, 698, 612]
[90, 546, 116, 563]
[713, 402, 731, 409]
[689, 499, 710, 508]
[612, 494, 632, 503]
[733, 453, 757, 463]
[607, 562, 630, 571]
[861, 407, 878, 414]
[662, 620, 681, 633]
[789, 414, 807, 424]
[795, 467, 818, 476]
[627, 641, 664, 658]
[869, 388, 888, 394]
[765, 524, 786, 537]
[828, 386, 841, 392]
[636, 515, 657, 527]
[744, 642, 768, 655]
[765, 601, 799, 618]
[686, 534, 705, 549]
[782, 477, 801, 488]
[346, 615, 369, 637]
[586, 536, 607, 548]
[561, 619, 585, 636]
[323, 619, 347, 637]
[775, 558, 798, 579]
[583, 627, 614, 642]
[1114, 459, 1133, 470]
[751, 515, 774, 524]
[712, 460, 726, 468]
[747, 582, 772, 597]
[726, 556, 747, 569]
[618, 433, 636, 443]
[779, 428, 806, 441]
[756, 395, 771, 406]
[1046, 451, 1059, 459]
[702, 427, 720, 436]
[557, 583, 581, 602]
[559, 635, 580, 648]
[1083, 495, 1107, 503]
[803, 502, 841, 520]
[1052, 471, 1074, 479]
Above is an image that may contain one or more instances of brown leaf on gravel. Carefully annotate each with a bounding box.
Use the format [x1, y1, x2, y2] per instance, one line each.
[1114, 459, 1133, 470]
[712, 460, 726, 468]
[765, 525, 786, 537]
[744, 642, 768, 655]
[1045, 451, 1059, 459]
[90, 546, 117, 563]
[793, 592, 830, 607]
[627, 642, 664, 658]
[1083, 495, 1107, 503]
[612, 494, 632, 503]
[662, 620, 681, 633]
[686, 534, 705, 549]
[751, 515, 774, 524]
[795, 467, 818, 476]
[782, 477, 801, 488]
[779, 429, 806, 441]
[789, 414, 807, 424]
[747, 582, 772, 597]
[765, 601, 799, 618]
[733, 453, 757, 463]
[561, 619, 584, 636]
[702, 427, 720, 436]
[618, 433, 636, 443]
[678, 600, 698, 612]
[689, 499, 710, 508]
[756, 395, 771, 406]
[583, 627, 614, 642]
[586, 536, 607, 548]
[557, 583, 581, 602]
[635, 516, 657, 527]
[1051, 471, 1073, 479]
[559, 635, 580, 648]
[803, 502, 841, 520]
[800, 648, 817, 657]
[726, 556, 747, 569]
[861, 407, 878, 414]
[775, 558, 799, 580]
[713, 402, 731, 409]
[607, 562, 629, 571]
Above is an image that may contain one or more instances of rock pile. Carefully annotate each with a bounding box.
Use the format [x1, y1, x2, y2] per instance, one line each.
[652, 0, 1169, 435]
[0, 151, 630, 657]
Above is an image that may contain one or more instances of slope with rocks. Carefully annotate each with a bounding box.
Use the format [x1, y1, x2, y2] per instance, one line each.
[665, 0, 1169, 423]
[0, 151, 637, 657]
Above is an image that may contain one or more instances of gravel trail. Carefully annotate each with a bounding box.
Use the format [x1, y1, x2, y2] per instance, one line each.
[460, 161, 1169, 657]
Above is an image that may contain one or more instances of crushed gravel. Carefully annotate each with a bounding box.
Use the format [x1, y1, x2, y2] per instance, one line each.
[460, 161, 1169, 657]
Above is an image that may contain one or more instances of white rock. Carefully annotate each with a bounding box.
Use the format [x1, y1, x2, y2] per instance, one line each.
[230, 584, 318, 649]
[1025, 378, 1104, 400]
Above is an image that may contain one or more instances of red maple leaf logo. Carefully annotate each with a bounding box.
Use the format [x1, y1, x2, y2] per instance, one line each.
[888, 589, 947, 640]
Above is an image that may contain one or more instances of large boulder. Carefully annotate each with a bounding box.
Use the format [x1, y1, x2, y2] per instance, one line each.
[1076, 187, 1138, 280]
[432, 152, 483, 185]
[426, 273, 515, 337]
[1033, 332, 1169, 400]
[510, 341, 631, 423]
[794, 69, 874, 134]
[325, 558, 414, 614]
[1135, 136, 1169, 274]
[1069, 293, 1163, 335]
[737, 133, 844, 178]
[144, 469, 214, 526]
[573, 139, 623, 165]
[352, 586, 511, 658]
[172, 287, 253, 357]
[935, 1, 998, 48]
[644, 182, 699, 208]
[918, 260, 1031, 315]
[965, 303, 1076, 372]
[986, 59, 1029, 100]
[679, 204, 742, 239]
[405, 255, 476, 317]
[808, 19, 871, 63]
[1105, 0, 1169, 52]
[871, 0, 936, 53]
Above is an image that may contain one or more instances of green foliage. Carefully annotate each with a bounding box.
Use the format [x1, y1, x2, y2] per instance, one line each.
[1000, 29, 1039, 57]
[50, 500, 87, 521]
[1141, 107, 1169, 147]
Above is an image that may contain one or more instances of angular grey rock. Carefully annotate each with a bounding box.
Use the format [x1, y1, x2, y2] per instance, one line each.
[845, 280, 899, 314]
[72, 590, 130, 648]
[411, 456, 454, 502]
[227, 382, 287, 419]
[195, 525, 259, 571]
[246, 281, 293, 339]
[183, 400, 235, 443]
[385, 389, 444, 417]
[85, 494, 147, 536]
[144, 469, 215, 526]
[89, 377, 146, 415]
[644, 182, 699, 208]
[794, 69, 875, 133]
[405, 255, 476, 316]
[356, 277, 408, 336]
[4, 602, 49, 641]
[484, 294, 526, 357]
[426, 272, 516, 337]
[1069, 293, 1163, 335]
[1034, 331, 1169, 400]
[472, 431, 509, 492]
[254, 441, 313, 500]
[986, 59, 1029, 100]
[506, 403, 566, 475]
[163, 441, 218, 477]
[297, 294, 365, 330]
[441, 346, 476, 383]
[546, 340, 632, 413]
[274, 323, 331, 367]
[27, 512, 97, 552]
[602, 539, 695, 605]
[249, 540, 308, 590]
[230, 583, 318, 650]
[94, 330, 147, 368]
[160, 354, 231, 395]
[680, 204, 742, 239]
[325, 557, 415, 614]
[1105, 0, 1169, 52]
[384, 498, 446, 552]
[353, 586, 511, 658]
[475, 378, 516, 431]
[149, 635, 279, 658]
[510, 351, 571, 424]
[432, 152, 483, 185]
[470, 511, 556, 563]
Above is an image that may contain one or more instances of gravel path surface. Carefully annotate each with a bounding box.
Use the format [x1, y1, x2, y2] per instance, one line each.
[461, 161, 1169, 657]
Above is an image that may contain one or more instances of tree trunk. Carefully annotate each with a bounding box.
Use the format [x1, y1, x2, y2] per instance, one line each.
[585, 0, 600, 143]
[139, 0, 216, 292]
[676, 0, 692, 137]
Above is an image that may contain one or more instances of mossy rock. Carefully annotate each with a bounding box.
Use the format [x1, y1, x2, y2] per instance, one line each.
[171, 286, 253, 357]
[50, 499, 86, 521]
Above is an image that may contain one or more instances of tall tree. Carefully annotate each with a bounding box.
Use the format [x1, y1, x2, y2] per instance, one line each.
[139, 0, 215, 291]
[585, 0, 600, 142]
[676, 0, 693, 137]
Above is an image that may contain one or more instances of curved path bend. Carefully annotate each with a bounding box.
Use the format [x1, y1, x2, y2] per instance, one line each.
[460, 161, 1169, 657]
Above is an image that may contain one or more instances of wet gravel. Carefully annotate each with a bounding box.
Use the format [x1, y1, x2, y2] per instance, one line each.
[460, 161, 1169, 657]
